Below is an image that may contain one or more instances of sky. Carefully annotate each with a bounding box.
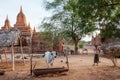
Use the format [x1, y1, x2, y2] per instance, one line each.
[0, 0, 94, 41]
[0, 0, 52, 30]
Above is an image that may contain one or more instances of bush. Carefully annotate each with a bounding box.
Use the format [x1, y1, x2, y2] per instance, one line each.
[78, 41, 84, 48]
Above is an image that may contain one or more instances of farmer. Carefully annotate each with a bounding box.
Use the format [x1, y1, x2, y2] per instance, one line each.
[93, 46, 100, 66]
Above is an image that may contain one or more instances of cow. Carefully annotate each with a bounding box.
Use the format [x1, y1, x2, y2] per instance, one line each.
[44, 51, 57, 68]
[82, 48, 88, 55]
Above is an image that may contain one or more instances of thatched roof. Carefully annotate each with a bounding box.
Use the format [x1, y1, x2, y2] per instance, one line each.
[0, 28, 20, 47]
[101, 38, 120, 51]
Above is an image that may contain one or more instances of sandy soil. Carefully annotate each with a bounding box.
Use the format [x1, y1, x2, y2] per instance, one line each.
[0, 53, 120, 80]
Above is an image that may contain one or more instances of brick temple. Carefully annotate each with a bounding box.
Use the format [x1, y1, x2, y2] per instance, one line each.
[0, 7, 51, 53]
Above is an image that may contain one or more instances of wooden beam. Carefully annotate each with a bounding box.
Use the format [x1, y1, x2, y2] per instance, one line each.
[11, 43, 15, 71]
[33, 67, 68, 76]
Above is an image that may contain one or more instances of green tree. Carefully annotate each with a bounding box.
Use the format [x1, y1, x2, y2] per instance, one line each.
[41, 0, 96, 54]
[41, 0, 120, 54]
[98, 1, 120, 42]
[91, 0, 120, 67]
[40, 19, 61, 49]
[40, 31, 53, 48]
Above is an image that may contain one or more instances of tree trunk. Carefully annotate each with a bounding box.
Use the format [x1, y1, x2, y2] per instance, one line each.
[111, 58, 117, 67]
[74, 42, 78, 55]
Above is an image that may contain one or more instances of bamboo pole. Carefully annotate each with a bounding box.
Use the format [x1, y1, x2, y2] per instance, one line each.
[29, 34, 33, 76]
[65, 50, 69, 70]
[20, 37, 25, 64]
[4, 48, 9, 66]
[0, 48, 3, 63]
[30, 54, 33, 76]
[0, 55, 2, 63]
[11, 43, 15, 71]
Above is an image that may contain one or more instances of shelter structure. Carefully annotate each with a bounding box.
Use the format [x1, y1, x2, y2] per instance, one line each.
[0, 28, 21, 71]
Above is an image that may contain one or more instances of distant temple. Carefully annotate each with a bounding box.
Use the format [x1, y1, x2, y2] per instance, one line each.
[0, 7, 49, 53]
[91, 34, 101, 46]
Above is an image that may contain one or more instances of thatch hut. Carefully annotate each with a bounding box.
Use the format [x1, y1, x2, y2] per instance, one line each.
[101, 38, 120, 51]
[0, 28, 20, 70]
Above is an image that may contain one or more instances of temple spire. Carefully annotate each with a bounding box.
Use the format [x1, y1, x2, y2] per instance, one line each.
[14, 6, 27, 27]
[6, 15, 8, 20]
[1, 15, 11, 30]
[20, 6, 23, 13]
[33, 26, 36, 32]
[5, 15, 10, 26]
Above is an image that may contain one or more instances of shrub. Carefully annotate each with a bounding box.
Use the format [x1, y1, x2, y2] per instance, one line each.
[78, 41, 84, 48]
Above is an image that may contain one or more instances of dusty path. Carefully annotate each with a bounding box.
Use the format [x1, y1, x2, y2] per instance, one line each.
[0, 53, 120, 80]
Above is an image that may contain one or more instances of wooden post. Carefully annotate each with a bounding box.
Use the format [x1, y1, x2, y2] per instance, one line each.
[11, 43, 15, 71]
[65, 50, 69, 70]
[4, 48, 9, 66]
[0, 48, 3, 63]
[29, 35, 33, 76]
[0, 55, 2, 63]
[20, 37, 25, 64]
[30, 54, 33, 75]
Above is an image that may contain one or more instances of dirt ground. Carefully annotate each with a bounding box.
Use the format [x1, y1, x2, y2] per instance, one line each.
[0, 52, 120, 80]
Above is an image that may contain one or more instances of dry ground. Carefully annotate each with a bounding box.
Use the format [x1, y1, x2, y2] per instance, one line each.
[0, 53, 120, 80]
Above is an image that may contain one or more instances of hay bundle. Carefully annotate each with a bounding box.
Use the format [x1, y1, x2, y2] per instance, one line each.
[101, 38, 120, 51]
[101, 38, 120, 66]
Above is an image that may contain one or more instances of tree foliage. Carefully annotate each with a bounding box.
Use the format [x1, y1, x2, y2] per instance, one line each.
[41, 0, 97, 54]
[41, 0, 120, 54]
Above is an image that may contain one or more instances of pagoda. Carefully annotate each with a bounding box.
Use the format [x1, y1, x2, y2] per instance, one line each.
[1, 15, 12, 30]
[0, 6, 48, 53]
